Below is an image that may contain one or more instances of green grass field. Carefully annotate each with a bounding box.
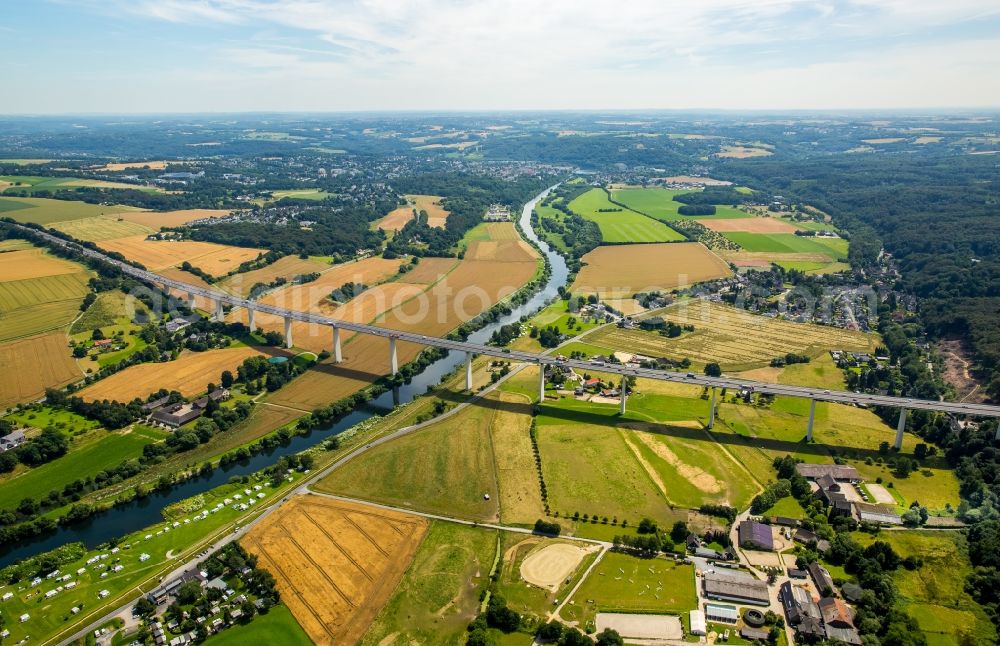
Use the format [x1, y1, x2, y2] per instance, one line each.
[496, 533, 599, 621]
[568, 188, 685, 243]
[314, 399, 500, 521]
[723, 232, 846, 258]
[610, 187, 750, 221]
[70, 290, 143, 333]
[0, 425, 166, 511]
[763, 495, 808, 519]
[0, 196, 143, 224]
[562, 552, 696, 626]
[202, 605, 311, 646]
[360, 521, 498, 645]
[775, 260, 851, 274]
[0, 175, 158, 195]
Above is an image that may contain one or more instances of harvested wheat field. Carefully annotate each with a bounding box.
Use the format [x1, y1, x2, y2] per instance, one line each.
[116, 209, 230, 230]
[588, 299, 878, 371]
[603, 298, 647, 316]
[375, 206, 416, 232]
[77, 346, 263, 402]
[573, 243, 730, 297]
[0, 247, 87, 281]
[49, 216, 155, 241]
[97, 235, 262, 276]
[699, 217, 799, 234]
[406, 194, 450, 227]
[395, 257, 458, 284]
[0, 332, 82, 409]
[715, 145, 773, 158]
[243, 496, 428, 645]
[217, 255, 330, 297]
[94, 160, 169, 171]
[520, 543, 593, 592]
[158, 267, 217, 312]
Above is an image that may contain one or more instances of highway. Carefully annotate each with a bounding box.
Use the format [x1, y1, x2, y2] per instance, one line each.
[19, 223, 1000, 423]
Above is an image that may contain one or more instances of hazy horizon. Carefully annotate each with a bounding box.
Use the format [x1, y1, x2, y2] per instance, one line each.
[3, 0, 999, 114]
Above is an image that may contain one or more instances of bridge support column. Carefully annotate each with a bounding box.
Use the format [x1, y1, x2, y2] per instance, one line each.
[807, 398, 817, 441]
[708, 387, 717, 429]
[187, 292, 195, 310]
[389, 337, 398, 375]
[283, 316, 293, 349]
[538, 364, 546, 402]
[465, 352, 473, 391]
[247, 308, 256, 332]
[332, 326, 342, 363]
[619, 379, 627, 415]
[894, 408, 908, 450]
[214, 300, 224, 322]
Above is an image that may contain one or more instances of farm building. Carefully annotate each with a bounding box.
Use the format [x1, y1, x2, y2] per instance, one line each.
[741, 627, 770, 641]
[0, 430, 25, 452]
[738, 520, 774, 551]
[689, 610, 706, 636]
[793, 528, 831, 553]
[795, 463, 861, 482]
[704, 602, 740, 623]
[780, 581, 821, 625]
[808, 562, 836, 596]
[150, 388, 229, 428]
[820, 597, 862, 644]
[702, 572, 770, 606]
[854, 502, 902, 525]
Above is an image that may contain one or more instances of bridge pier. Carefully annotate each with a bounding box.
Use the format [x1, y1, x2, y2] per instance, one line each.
[247, 308, 256, 332]
[332, 326, 342, 363]
[708, 387, 717, 429]
[187, 292, 195, 310]
[538, 363, 546, 402]
[619, 379, 627, 415]
[465, 352, 473, 391]
[807, 399, 817, 441]
[283, 316, 293, 349]
[389, 337, 398, 375]
[894, 408, 908, 450]
[214, 300, 224, 322]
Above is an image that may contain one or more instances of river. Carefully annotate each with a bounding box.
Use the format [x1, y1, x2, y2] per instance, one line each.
[0, 186, 567, 568]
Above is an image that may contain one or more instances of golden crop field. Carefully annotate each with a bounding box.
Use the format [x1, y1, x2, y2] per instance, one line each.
[116, 209, 230, 230]
[97, 235, 263, 276]
[77, 346, 264, 402]
[0, 246, 92, 341]
[715, 145, 773, 158]
[395, 257, 458, 284]
[375, 206, 415, 231]
[0, 247, 88, 281]
[49, 216, 155, 241]
[588, 299, 879, 370]
[93, 160, 169, 171]
[0, 333, 82, 410]
[217, 255, 330, 298]
[700, 217, 799, 234]
[406, 194, 449, 227]
[572, 242, 731, 297]
[243, 496, 428, 645]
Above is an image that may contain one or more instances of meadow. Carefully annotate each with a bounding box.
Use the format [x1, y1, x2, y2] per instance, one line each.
[723, 232, 848, 259]
[202, 604, 311, 646]
[568, 188, 685, 242]
[48, 215, 154, 241]
[492, 391, 547, 526]
[562, 552, 696, 626]
[571, 243, 731, 297]
[0, 332, 82, 410]
[77, 346, 264, 402]
[610, 187, 749, 222]
[587, 299, 878, 370]
[510, 298, 602, 352]
[242, 496, 429, 644]
[360, 521, 498, 645]
[0, 196, 143, 224]
[0, 175, 159, 195]
[0, 425, 165, 510]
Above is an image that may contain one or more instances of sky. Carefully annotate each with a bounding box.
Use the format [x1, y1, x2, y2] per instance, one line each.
[2, 0, 999, 113]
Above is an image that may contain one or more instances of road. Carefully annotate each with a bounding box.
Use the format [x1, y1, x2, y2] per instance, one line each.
[17, 224, 1000, 421]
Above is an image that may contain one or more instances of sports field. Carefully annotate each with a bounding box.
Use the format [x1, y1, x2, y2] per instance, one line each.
[572, 242, 731, 297]
[360, 521, 497, 645]
[77, 346, 263, 402]
[0, 196, 143, 224]
[97, 235, 263, 276]
[243, 496, 428, 645]
[117, 209, 230, 230]
[562, 552, 696, 625]
[375, 205, 415, 231]
[49, 215, 154, 241]
[587, 299, 878, 370]
[216, 255, 330, 297]
[0, 332, 82, 409]
[315, 395, 502, 521]
[568, 188, 684, 242]
[610, 187, 749, 221]
[406, 194, 450, 227]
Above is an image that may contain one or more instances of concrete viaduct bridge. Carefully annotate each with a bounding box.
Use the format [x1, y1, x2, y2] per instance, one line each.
[24, 225, 1000, 449]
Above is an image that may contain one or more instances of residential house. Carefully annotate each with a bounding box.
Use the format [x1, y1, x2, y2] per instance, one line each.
[0, 430, 25, 452]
